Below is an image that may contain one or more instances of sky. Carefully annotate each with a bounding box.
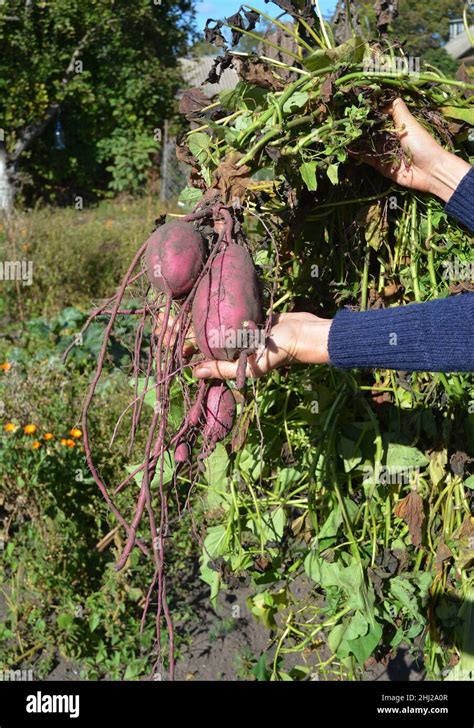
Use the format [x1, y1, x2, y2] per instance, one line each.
[194, 0, 338, 34]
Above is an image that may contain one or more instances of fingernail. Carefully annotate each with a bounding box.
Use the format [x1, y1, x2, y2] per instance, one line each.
[195, 367, 211, 378]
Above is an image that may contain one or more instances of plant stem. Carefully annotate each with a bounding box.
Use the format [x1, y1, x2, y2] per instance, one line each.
[426, 202, 437, 291]
[410, 200, 421, 302]
[225, 23, 301, 62]
[360, 239, 371, 311]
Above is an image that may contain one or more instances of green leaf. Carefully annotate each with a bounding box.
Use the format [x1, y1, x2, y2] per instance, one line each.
[385, 443, 429, 472]
[57, 613, 74, 630]
[187, 132, 210, 166]
[327, 163, 339, 185]
[129, 376, 156, 409]
[204, 443, 230, 509]
[178, 186, 202, 207]
[123, 662, 142, 680]
[463, 475, 474, 490]
[203, 525, 228, 559]
[260, 507, 286, 542]
[282, 91, 308, 113]
[89, 613, 100, 632]
[200, 563, 221, 609]
[126, 451, 175, 489]
[389, 577, 418, 615]
[441, 106, 474, 125]
[252, 654, 271, 681]
[299, 161, 318, 192]
[346, 621, 382, 664]
[219, 81, 268, 111]
[302, 36, 366, 72]
[338, 435, 362, 472]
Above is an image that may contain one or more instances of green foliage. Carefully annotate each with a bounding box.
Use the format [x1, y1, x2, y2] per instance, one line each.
[0, 299, 196, 679]
[0, 198, 159, 319]
[179, 3, 474, 681]
[0, 0, 195, 202]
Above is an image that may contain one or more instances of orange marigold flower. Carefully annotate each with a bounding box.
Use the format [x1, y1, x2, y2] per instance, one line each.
[4, 423, 17, 433]
[23, 424, 37, 435]
[43, 432, 54, 441]
[65, 438, 75, 448]
[69, 428, 82, 439]
[60, 437, 68, 445]
[0, 362, 12, 372]
[32, 440, 41, 449]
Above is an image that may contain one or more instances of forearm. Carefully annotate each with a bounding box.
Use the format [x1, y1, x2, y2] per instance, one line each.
[325, 294, 474, 373]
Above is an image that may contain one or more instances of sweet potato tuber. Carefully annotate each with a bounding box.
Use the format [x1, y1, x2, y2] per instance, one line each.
[174, 441, 189, 463]
[192, 243, 263, 361]
[203, 382, 236, 445]
[145, 220, 206, 298]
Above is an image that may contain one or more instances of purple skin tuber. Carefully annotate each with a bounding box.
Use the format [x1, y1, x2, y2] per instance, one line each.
[203, 382, 236, 445]
[174, 441, 189, 463]
[192, 244, 263, 363]
[145, 220, 206, 299]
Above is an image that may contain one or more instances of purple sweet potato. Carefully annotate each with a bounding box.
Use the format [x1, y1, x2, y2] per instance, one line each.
[192, 244, 263, 361]
[203, 383, 236, 444]
[145, 220, 206, 298]
[174, 441, 189, 463]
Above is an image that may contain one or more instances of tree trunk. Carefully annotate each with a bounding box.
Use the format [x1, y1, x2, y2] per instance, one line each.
[0, 143, 14, 213]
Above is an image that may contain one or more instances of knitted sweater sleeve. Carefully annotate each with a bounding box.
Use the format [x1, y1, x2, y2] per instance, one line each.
[445, 167, 474, 232]
[328, 293, 474, 372]
[327, 168, 474, 373]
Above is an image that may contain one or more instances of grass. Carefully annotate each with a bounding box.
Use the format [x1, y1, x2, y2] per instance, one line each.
[0, 197, 175, 321]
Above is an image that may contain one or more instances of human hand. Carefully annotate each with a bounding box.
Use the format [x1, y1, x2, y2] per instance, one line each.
[155, 312, 197, 358]
[193, 312, 332, 380]
[363, 98, 471, 203]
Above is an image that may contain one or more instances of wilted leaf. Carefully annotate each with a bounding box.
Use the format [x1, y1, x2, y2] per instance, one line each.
[435, 543, 453, 575]
[179, 87, 211, 118]
[393, 491, 424, 547]
[234, 57, 284, 91]
[211, 152, 250, 203]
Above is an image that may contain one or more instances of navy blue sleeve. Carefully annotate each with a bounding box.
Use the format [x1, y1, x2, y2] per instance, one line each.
[328, 293, 474, 373]
[445, 167, 474, 232]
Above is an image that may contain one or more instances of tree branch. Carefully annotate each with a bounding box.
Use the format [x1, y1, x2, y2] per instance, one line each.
[9, 30, 93, 162]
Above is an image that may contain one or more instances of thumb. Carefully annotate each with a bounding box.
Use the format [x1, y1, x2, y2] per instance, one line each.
[193, 359, 240, 380]
[385, 97, 411, 129]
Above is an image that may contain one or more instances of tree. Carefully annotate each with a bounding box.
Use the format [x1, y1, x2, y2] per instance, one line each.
[0, 0, 196, 210]
[391, 0, 466, 55]
[354, 0, 466, 55]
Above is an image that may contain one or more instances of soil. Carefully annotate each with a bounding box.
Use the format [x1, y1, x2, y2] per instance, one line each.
[0, 567, 425, 682]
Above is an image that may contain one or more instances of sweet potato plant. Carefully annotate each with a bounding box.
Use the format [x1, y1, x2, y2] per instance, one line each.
[73, 1, 474, 680]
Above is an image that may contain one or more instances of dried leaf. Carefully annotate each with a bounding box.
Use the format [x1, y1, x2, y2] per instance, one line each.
[450, 450, 470, 477]
[224, 8, 259, 47]
[233, 57, 284, 91]
[320, 74, 335, 104]
[175, 134, 196, 166]
[456, 63, 473, 99]
[393, 490, 424, 547]
[204, 19, 226, 48]
[205, 51, 234, 85]
[374, 0, 399, 34]
[211, 152, 250, 203]
[435, 543, 453, 575]
[179, 87, 211, 118]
